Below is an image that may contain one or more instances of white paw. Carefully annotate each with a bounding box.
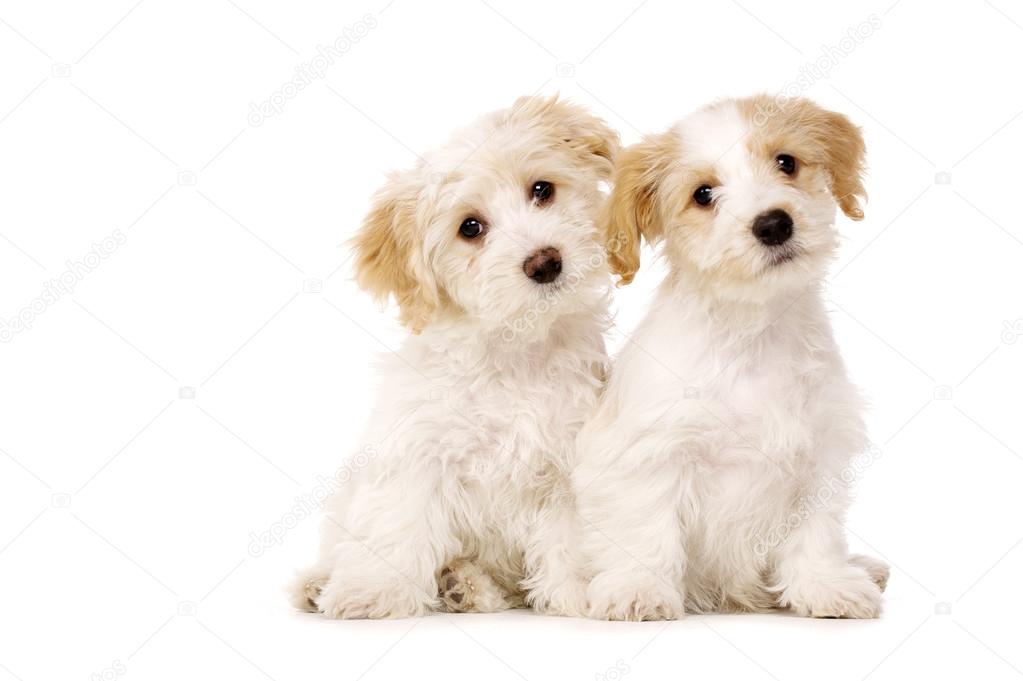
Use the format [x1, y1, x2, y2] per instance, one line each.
[781, 567, 883, 619]
[586, 574, 684, 621]
[849, 554, 890, 592]
[527, 575, 589, 618]
[316, 576, 433, 619]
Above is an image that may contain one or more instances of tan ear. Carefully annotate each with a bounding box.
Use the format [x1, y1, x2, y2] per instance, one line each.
[351, 173, 437, 333]
[509, 94, 621, 180]
[602, 132, 677, 285]
[821, 110, 867, 219]
[798, 101, 867, 220]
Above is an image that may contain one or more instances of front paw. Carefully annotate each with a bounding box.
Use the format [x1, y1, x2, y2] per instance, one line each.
[849, 554, 890, 592]
[316, 576, 433, 619]
[586, 573, 684, 621]
[527, 575, 589, 618]
[780, 567, 883, 619]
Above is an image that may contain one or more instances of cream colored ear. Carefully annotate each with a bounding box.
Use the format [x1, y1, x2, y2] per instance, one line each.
[567, 107, 621, 181]
[602, 131, 677, 285]
[509, 94, 621, 180]
[351, 173, 437, 333]
[793, 99, 868, 220]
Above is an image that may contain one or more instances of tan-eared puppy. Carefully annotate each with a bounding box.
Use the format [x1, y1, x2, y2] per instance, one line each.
[293, 95, 620, 618]
[564, 96, 888, 620]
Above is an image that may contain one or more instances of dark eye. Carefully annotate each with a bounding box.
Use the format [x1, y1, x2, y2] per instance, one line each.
[531, 180, 554, 205]
[693, 185, 714, 206]
[459, 217, 484, 239]
[776, 154, 797, 175]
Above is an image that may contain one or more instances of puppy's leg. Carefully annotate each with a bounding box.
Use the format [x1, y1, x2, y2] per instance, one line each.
[772, 510, 882, 618]
[574, 439, 686, 621]
[522, 492, 589, 617]
[315, 474, 452, 619]
[849, 553, 890, 592]
[437, 561, 516, 613]
[290, 494, 363, 612]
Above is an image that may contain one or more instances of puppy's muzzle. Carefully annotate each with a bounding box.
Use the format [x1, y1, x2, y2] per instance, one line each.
[523, 247, 562, 284]
[752, 209, 793, 246]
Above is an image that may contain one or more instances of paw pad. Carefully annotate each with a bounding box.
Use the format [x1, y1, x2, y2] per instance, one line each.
[438, 567, 477, 612]
[304, 579, 323, 609]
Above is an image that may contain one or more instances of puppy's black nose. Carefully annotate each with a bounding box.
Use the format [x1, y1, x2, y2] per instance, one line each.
[752, 209, 793, 246]
[523, 247, 562, 284]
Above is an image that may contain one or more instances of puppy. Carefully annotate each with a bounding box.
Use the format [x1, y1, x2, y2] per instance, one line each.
[567, 95, 889, 620]
[292, 95, 619, 618]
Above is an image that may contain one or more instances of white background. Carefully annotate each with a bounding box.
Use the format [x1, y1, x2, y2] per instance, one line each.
[1, 1, 1022, 679]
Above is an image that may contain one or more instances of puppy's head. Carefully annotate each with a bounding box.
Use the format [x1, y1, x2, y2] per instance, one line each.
[354, 95, 619, 337]
[604, 95, 865, 301]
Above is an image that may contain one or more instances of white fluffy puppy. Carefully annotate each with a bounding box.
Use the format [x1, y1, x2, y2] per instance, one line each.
[292, 95, 619, 618]
[569, 95, 888, 620]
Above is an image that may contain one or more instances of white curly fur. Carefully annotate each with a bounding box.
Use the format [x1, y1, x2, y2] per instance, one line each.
[291, 95, 619, 618]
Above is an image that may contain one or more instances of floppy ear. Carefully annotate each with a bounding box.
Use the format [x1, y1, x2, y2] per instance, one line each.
[602, 132, 677, 285]
[351, 173, 438, 333]
[801, 102, 867, 220]
[509, 94, 621, 180]
[565, 108, 620, 181]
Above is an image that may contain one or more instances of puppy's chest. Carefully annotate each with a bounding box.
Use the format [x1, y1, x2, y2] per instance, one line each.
[705, 353, 823, 456]
[723, 364, 802, 414]
[389, 346, 596, 478]
[453, 366, 591, 460]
